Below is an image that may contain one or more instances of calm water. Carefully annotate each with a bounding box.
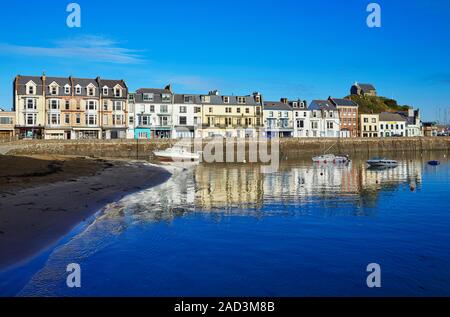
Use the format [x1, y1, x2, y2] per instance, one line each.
[1, 152, 450, 296]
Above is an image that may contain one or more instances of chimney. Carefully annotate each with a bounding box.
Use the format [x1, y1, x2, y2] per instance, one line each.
[164, 84, 173, 93]
[280, 98, 288, 104]
[209, 90, 219, 96]
[69, 76, 74, 96]
[42, 72, 46, 97]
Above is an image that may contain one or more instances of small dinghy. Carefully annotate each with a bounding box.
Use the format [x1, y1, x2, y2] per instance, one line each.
[428, 160, 440, 166]
[312, 154, 350, 164]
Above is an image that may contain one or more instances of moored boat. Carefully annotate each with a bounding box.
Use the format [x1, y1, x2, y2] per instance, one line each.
[153, 146, 201, 162]
[428, 160, 440, 166]
[366, 157, 398, 168]
[312, 154, 350, 164]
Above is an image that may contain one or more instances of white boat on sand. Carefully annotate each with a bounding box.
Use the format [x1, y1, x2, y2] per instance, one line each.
[366, 157, 398, 168]
[312, 154, 350, 164]
[153, 146, 201, 162]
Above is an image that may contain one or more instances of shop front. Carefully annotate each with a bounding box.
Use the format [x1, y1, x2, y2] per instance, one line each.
[16, 126, 44, 139]
[153, 127, 171, 139]
[134, 128, 152, 140]
[73, 128, 101, 140]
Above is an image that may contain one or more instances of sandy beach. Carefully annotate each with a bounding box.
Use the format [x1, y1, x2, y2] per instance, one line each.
[0, 155, 171, 271]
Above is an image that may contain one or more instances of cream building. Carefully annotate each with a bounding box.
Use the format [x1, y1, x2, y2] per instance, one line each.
[0, 110, 15, 140]
[99, 79, 129, 139]
[360, 114, 379, 138]
[201, 91, 263, 138]
[13, 75, 129, 140]
[13, 75, 46, 139]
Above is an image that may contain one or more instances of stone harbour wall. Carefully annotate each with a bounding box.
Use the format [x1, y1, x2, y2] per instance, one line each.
[5, 137, 450, 162]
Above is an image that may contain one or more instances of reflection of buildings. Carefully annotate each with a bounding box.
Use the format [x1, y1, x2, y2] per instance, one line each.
[194, 165, 264, 210]
[263, 164, 360, 201]
[118, 158, 426, 220]
[193, 159, 424, 210]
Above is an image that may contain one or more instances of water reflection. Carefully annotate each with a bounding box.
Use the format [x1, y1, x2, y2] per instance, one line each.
[117, 154, 428, 221]
[16, 153, 448, 296]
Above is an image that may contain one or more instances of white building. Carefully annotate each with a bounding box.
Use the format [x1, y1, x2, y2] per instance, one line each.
[127, 93, 136, 139]
[379, 112, 407, 137]
[308, 100, 340, 137]
[133, 86, 173, 139]
[401, 109, 422, 137]
[291, 100, 311, 138]
[263, 99, 294, 138]
[172, 94, 203, 139]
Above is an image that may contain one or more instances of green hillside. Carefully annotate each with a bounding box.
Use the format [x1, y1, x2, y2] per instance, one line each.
[347, 95, 411, 114]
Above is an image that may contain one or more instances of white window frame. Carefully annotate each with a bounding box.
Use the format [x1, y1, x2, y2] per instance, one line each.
[87, 85, 96, 97]
[25, 98, 36, 110]
[87, 100, 98, 111]
[143, 93, 154, 102]
[64, 85, 71, 94]
[113, 101, 123, 111]
[50, 85, 58, 95]
[49, 99, 60, 110]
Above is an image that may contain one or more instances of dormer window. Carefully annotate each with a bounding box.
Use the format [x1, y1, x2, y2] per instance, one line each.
[143, 93, 154, 102]
[114, 87, 122, 97]
[87, 85, 96, 97]
[75, 85, 82, 95]
[49, 85, 59, 95]
[162, 94, 171, 103]
[223, 96, 230, 103]
[255, 95, 261, 103]
[64, 85, 71, 94]
[292, 102, 298, 108]
[237, 97, 246, 104]
[184, 95, 193, 103]
[103, 87, 109, 95]
[28, 86, 35, 95]
[201, 96, 211, 103]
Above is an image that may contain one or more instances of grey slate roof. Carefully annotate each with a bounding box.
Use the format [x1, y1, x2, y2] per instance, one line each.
[358, 83, 376, 91]
[135, 88, 173, 103]
[396, 111, 418, 125]
[264, 101, 293, 111]
[309, 100, 337, 111]
[379, 112, 407, 122]
[329, 98, 357, 107]
[98, 79, 128, 98]
[15, 75, 127, 98]
[173, 94, 203, 104]
[15, 76, 44, 95]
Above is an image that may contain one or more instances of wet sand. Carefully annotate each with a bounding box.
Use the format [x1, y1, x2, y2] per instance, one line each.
[0, 155, 171, 271]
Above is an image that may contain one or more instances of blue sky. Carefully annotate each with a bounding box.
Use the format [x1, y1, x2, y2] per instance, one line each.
[0, 0, 449, 121]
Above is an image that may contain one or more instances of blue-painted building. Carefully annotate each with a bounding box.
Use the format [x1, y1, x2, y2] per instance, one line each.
[134, 128, 152, 140]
